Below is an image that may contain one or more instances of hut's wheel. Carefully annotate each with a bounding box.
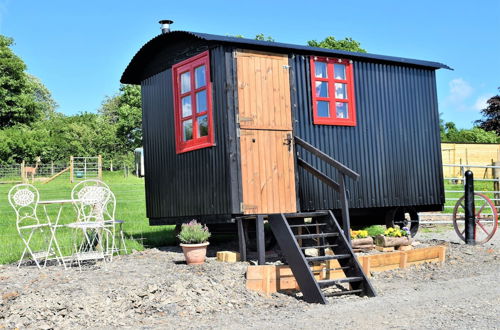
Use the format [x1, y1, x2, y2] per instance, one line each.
[385, 207, 419, 237]
[452, 193, 498, 244]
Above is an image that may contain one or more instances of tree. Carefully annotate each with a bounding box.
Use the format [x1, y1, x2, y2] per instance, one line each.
[307, 36, 367, 53]
[99, 84, 142, 151]
[475, 88, 500, 135]
[0, 35, 57, 127]
[441, 120, 499, 143]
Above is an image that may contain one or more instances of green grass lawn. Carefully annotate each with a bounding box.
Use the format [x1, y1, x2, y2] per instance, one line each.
[443, 179, 498, 213]
[0, 171, 176, 265]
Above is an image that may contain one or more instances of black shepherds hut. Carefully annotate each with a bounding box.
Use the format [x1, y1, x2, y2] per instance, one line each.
[121, 22, 449, 303]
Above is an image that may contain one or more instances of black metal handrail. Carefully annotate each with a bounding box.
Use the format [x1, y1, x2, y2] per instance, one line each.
[294, 136, 360, 181]
[294, 136, 358, 242]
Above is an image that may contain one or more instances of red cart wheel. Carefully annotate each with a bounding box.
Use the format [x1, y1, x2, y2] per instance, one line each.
[452, 193, 498, 244]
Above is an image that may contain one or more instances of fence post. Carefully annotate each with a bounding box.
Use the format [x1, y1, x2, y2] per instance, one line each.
[493, 161, 500, 208]
[70, 156, 74, 183]
[51, 161, 54, 176]
[21, 160, 26, 183]
[464, 170, 475, 245]
[98, 155, 102, 180]
[110, 160, 113, 172]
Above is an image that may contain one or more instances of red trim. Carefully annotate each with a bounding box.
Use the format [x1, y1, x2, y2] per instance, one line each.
[310, 56, 357, 126]
[172, 51, 215, 154]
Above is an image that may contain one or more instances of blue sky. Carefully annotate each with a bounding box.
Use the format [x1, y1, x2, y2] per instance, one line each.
[0, 0, 498, 129]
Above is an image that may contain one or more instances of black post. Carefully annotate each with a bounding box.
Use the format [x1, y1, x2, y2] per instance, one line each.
[464, 170, 475, 245]
[256, 215, 265, 265]
[339, 174, 351, 244]
[236, 218, 247, 261]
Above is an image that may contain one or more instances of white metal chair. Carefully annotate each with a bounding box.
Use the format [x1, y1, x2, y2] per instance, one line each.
[101, 189, 128, 259]
[68, 180, 112, 268]
[8, 184, 55, 268]
[69, 179, 127, 265]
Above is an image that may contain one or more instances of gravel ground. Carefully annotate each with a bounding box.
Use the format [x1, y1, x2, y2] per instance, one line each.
[1, 226, 499, 329]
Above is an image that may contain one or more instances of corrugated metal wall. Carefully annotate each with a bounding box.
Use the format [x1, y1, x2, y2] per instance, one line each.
[290, 55, 445, 211]
[141, 47, 236, 222]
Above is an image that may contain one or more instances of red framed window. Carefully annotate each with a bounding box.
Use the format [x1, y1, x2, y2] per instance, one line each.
[310, 56, 356, 126]
[172, 51, 214, 153]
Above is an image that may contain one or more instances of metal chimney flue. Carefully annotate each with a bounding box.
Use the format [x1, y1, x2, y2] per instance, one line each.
[159, 20, 173, 34]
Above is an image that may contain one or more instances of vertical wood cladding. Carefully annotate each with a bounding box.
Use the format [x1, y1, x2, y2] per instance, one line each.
[141, 47, 235, 220]
[290, 55, 445, 211]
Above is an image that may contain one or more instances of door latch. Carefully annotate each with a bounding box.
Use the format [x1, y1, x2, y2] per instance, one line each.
[283, 133, 293, 152]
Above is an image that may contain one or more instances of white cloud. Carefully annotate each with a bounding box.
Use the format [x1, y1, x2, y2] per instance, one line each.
[473, 94, 493, 111]
[447, 78, 473, 104]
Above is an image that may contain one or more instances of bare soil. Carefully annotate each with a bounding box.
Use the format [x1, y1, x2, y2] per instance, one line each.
[1, 226, 499, 329]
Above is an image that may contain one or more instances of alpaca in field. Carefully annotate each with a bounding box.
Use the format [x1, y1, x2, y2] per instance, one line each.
[24, 158, 40, 183]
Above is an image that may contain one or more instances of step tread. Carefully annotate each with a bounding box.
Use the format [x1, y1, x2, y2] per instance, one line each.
[318, 277, 363, 287]
[305, 254, 351, 262]
[300, 244, 338, 250]
[283, 211, 329, 219]
[324, 289, 364, 297]
[295, 232, 339, 239]
[289, 223, 327, 228]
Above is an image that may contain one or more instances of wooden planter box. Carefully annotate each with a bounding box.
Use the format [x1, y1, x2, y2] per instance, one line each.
[246, 245, 447, 294]
[375, 235, 412, 247]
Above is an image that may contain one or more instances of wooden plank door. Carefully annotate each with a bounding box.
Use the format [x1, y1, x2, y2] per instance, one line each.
[236, 50, 297, 214]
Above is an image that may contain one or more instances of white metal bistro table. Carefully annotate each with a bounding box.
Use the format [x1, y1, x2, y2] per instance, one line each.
[38, 199, 80, 269]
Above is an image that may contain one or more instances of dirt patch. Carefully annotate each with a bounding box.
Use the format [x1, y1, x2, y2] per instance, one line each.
[1, 227, 499, 329]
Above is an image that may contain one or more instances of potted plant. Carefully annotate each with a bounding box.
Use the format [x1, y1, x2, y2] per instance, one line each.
[178, 220, 211, 265]
[375, 226, 412, 247]
[350, 229, 374, 250]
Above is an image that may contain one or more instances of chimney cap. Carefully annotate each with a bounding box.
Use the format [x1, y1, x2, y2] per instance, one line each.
[159, 19, 174, 24]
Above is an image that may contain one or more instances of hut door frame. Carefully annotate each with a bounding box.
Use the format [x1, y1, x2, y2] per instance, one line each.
[235, 50, 297, 215]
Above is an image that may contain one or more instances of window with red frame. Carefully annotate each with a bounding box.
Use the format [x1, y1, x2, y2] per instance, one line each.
[310, 56, 356, 126]
[172, 51, 214, 153]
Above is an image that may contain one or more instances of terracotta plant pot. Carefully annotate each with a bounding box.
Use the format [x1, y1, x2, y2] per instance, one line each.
[375, 235, 412, 247]
[180, 242, 209, 265]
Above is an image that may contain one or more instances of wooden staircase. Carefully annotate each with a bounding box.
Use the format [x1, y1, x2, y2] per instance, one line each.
[269, 210, 376, 304]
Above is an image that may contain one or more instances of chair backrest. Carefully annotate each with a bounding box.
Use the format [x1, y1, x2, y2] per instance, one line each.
[71, 179, 111, 222]
[8, 184, 40, 229]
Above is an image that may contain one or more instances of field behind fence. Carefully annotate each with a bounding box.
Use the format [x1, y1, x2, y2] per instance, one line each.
[0, 171, 176, 264]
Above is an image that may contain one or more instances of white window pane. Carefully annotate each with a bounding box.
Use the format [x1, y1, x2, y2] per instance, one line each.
[183, 120, 193, 141]
[315, 61, 328, 78]
[195, 66, 206, 89]
[334, 64, 346, 80]
[335, 83, 347, 99]
[336, 102, 349, 119]
[317, 101, 330, 117]
[181, 72, 191, 93]
[315, 81, 328, 98]
[198, 115, 209, 137]
[196, 90, 207, 113]
[182, 96, 192, 118]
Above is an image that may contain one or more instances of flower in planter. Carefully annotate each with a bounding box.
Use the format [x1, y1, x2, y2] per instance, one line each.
[383, 226, 408, 237]
[350, 229, 369, 240]
[177, 219, 211, 244]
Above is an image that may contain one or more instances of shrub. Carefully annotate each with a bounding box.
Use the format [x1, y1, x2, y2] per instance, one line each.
[364, 225, 385, 237]
[177, 220, 211, 244]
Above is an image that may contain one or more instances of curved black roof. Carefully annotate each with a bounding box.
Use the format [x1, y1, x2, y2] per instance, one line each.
[121, 31, 451, 84]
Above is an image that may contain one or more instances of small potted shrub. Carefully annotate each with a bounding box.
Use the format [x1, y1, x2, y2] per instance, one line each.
[350, 229, 374, 250]
[178, 220, 211, 265]
[375, 226, 412, 247]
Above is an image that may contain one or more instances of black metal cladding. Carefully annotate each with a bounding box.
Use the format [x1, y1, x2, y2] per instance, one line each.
[290, 55, 445, 211]
[141, 46, 236, 221]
